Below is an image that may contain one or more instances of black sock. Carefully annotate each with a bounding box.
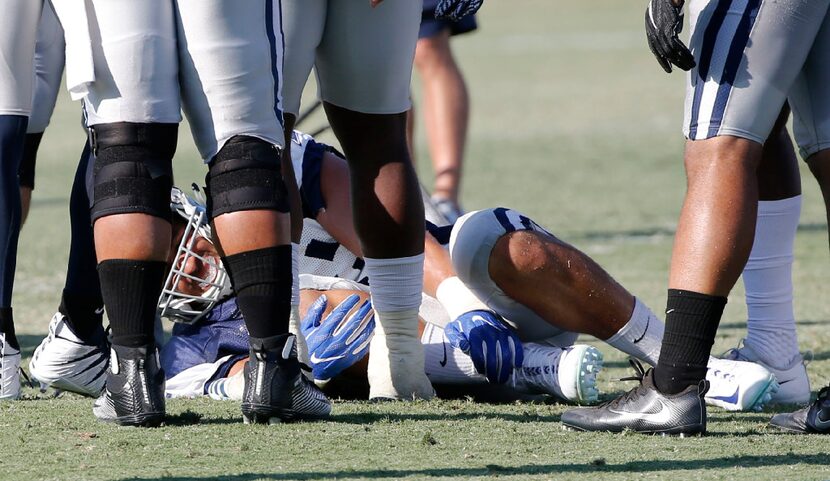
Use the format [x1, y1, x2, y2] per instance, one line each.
[59, 290, 104, 342]
[0, 308, 19, 351]
[223, 246, 292, 339]
[97, 260, 166, 347]
[654, 289, 726, 394]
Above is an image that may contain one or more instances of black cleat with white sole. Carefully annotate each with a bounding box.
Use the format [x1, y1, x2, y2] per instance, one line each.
[769, 385, 830, 434]
[561, 360, 708, 436]
[241, 334, 331, 424]
[93, 344, 165, 427]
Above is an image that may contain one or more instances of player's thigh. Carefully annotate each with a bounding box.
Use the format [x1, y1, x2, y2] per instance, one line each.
[317, 0, 420, 114]
[281, 0, 326, 117]
[29, 4, 65, 134]
[0, 0, 41, 116]
[449, 208, 575, 344]
[176, 0, 285, 161]
[79, 0, 180, 125]
[790, 12, 830, 160]
[683, 0, 830, 143]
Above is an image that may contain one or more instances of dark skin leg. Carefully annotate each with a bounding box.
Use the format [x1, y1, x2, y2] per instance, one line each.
[670, 136, 762, 295]
[323, 103, 424, 258]
[95, 214, 170, 261]
[806, 150, 830, 253]
[488, 230, 634, 340]
[757, 105, 801, 201]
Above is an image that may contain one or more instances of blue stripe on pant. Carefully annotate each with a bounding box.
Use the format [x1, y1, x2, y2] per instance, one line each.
[688, 0, 735, 139]
[265, 0, 283, 125]
[706, 0, 761, 138]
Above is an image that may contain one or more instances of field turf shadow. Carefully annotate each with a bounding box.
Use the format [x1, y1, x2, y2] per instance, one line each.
[112, 453, 830, 480]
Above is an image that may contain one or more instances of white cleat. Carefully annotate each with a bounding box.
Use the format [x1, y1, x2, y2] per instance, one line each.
[0, 334, 21, 400]
[705, 357, 778, 412]
[511, 343, 603, 403]
[722, 342, 811, 406]
[29, 312, 108, 397]
[368, 311, 435, 401]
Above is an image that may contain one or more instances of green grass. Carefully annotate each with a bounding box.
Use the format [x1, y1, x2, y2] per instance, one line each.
[5, 1, 830, 479]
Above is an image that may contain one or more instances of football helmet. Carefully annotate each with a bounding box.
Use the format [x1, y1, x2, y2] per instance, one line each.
[158, 186, 232, 324]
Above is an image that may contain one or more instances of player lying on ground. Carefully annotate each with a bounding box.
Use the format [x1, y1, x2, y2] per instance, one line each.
[159, 187, 602, 403]
[154, 132, 776, 411]
[30, 131, 777, 411]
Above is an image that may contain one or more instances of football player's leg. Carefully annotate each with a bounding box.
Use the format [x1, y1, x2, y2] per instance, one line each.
[651, 0, 829, 402]
[413, 17, 475, 221]
[772, 12, 830, 433]
[731, 106, 810, 405]
[0, 0, 42, 400]
[67, 0, 180, 425]
[451, 209, 778, 412]
[29, 143, 109, 397]
[450, 208, 660, 360]
[317, 0, 432, 400]
[176, 0, 329, 422]
[279, 0, 327, 365]
[20, 5, 65, 225]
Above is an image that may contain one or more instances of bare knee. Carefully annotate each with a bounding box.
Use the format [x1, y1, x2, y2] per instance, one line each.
[684, 136, 763, 179]
[414, 31, 453, 73]
[490, 230, 560, 282]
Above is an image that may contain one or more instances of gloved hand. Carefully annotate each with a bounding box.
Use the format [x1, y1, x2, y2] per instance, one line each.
[435, 0, 484, 22]
[444, 310, 523, 384]
[645, 0, 696, 73]
[301, 294, 375, 381]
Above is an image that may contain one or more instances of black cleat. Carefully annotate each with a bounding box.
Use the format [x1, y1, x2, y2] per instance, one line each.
[241, 334, 331, 424]
[770, 385, 830, 434]
[93, 344, 165, 427]
[561, 360, 708, 436]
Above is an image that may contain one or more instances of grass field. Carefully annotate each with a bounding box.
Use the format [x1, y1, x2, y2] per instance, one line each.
[4, 1, 830, 480]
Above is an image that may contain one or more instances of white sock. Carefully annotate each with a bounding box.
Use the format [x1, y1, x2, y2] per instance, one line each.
[421, 323, 483, 384]
[742, 196, 801, 370]
[364, 254, 433, 399]
[604, 297, 664, 366]
[364, 254, 424, 312]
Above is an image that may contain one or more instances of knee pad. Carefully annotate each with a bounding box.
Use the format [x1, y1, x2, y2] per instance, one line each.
[205, 136, 288, 218]
[90, 122, 177, 222]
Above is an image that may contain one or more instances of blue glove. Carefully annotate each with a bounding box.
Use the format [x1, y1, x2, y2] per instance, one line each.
[301, 294, 375, 381]
[444, 310, 523, 384]
[435, 0, 483, 21]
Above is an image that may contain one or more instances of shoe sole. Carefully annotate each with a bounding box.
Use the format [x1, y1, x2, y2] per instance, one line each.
[241, 403, 330, 424]
[561, 423, 705, 437]
[571, 346, 603, 403]
[706, 374, 778, 412]
[100, 412, 165, 428]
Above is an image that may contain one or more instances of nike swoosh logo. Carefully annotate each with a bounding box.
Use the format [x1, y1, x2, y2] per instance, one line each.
[709, 387, 739, 404]
[95, 307, 105, 315]
[608, 400, 673, 425]
[633, 317, 650, 344]
[814, 411, 830, 428]
[310, 353, 346, 364]
[439, 342, 448, 367]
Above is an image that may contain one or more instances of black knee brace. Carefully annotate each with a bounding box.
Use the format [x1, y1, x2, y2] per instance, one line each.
[205, 136, 288, 218]
[89, 122, 177, 222]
